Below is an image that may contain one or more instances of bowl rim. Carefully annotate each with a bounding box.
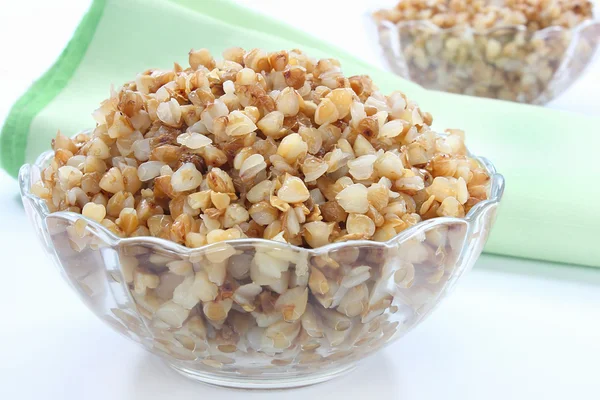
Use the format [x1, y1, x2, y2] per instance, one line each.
[19, 148, 504, 255]
[371, 6, 600, 39]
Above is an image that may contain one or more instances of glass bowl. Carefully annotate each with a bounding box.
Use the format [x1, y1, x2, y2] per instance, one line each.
[19, 149, 504, 389]
[372, 13, 600, 104]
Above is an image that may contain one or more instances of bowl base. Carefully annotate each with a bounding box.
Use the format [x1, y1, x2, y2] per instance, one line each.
[168, 362, 357, 389]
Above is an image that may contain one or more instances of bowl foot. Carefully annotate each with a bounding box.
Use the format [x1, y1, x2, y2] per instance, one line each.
[167, 362, 357, 389]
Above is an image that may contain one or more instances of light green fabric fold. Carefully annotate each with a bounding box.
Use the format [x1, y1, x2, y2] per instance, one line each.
[1, 0, 598, 267]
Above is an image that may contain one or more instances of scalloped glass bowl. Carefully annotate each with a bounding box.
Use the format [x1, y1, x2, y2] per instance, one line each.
[373, 16, 600, 104]
[19, 150, 503, 389]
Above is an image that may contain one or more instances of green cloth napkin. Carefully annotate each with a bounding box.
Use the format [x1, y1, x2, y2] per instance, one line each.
[2, 0, 599, 267]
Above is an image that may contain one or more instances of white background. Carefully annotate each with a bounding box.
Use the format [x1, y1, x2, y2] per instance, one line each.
[1, 1, 599, 399]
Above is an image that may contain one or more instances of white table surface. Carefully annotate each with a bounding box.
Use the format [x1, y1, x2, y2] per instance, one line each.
[1, 1, 599, 399]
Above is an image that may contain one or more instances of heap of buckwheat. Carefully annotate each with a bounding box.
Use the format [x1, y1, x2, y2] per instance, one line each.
[31, 47, 489, 249]
[375, 0, 594, 32]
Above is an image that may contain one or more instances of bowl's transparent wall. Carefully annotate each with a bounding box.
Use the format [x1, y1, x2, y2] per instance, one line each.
[376, 19, 600, 104]
[21, 163, 497, 384]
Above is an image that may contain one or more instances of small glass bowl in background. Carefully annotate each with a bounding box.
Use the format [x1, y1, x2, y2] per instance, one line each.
[371, 10, 600, 104]
[19, 150, 503, 389]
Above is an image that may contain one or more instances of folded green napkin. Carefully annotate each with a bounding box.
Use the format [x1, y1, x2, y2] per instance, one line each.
[2, 0, 599, 267]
